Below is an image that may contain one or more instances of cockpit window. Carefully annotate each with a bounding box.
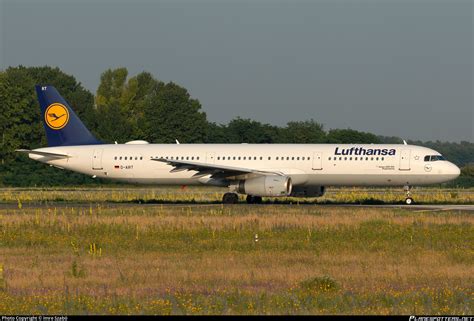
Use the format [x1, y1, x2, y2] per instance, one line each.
[424, 155, 445, 162]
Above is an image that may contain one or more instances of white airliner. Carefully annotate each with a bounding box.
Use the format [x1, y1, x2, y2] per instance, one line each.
[17, 86, 460, 204]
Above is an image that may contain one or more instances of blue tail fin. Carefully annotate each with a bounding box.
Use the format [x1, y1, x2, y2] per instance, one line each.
[35, 85, 102, 147]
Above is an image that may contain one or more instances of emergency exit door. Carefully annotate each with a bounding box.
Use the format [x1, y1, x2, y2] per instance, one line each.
[312, 152, 323, 170]
[206, 152, 215, 164]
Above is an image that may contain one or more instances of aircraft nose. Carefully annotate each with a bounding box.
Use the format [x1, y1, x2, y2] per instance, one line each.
[448, 162, 461, 179]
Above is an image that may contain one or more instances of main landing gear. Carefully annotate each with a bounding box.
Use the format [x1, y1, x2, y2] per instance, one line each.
[222, 192, 239, 204]
[404, 185, 414, 205]
[246, 195, 263, 204]
[221, 193, 263, 204]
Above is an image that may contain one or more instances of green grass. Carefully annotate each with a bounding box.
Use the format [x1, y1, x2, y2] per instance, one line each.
[0, 188, 473, 314]
[0, 186, 473, 205]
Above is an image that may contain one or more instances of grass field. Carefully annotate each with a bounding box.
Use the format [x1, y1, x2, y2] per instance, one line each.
[1, 186, 473, 205]
[0, 187, 473, 314]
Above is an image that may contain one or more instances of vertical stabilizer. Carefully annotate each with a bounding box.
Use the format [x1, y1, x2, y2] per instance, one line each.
[35, 85, 101, 147]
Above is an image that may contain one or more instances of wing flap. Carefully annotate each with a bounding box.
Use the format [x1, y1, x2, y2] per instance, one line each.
[151, 158, 284, 179]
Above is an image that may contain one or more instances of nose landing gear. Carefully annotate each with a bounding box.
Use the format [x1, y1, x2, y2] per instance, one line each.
[404, 185, 414, 205]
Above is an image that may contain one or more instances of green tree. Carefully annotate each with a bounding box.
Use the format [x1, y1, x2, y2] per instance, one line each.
[143, 82, 208, 143]
[95, 68, 164, 142]
[221, 118, 280, 143]
[0, 66, 97, 186]
[280, 120, 325, 143]
[326, 129, 381, 144]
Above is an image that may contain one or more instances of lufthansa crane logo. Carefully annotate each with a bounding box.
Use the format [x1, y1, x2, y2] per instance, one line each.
[45, 103, 69, 130]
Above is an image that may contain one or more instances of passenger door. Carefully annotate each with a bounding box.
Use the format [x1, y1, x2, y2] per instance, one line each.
[92, 149, 103, 170]
[399, 149, 411, 171]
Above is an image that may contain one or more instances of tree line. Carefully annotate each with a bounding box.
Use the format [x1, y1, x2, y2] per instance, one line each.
[0, 66, 472, 187]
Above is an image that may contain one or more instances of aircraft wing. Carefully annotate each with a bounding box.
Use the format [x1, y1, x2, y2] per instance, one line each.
[151, 158, 285, 179]
[16, 149, 70, 159]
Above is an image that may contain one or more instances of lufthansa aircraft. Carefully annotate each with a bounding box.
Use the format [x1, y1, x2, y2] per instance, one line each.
[17, 86, 460, 204]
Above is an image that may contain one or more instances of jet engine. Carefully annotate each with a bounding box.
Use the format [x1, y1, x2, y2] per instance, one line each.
[290, 185, 326, 197]
[233, 175, 292, 197]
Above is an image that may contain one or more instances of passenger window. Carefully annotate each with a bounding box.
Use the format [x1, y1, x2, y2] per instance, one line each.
[297, 157, 300, 160]
[197, 157, 200, 160]
[328, 157, 331, 160]
[302, 157, 305, 160]
[243, 157, 246, 160]
[120, 156, 122, 160]
[260, 157, 263, 160]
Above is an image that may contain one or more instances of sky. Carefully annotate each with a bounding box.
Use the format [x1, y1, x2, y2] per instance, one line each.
[1, 0, 472, 142]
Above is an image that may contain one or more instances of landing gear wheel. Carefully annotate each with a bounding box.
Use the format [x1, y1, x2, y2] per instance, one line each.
[223, 192, 239, 204]
[246, 195, 263, 204]
[403, 185, 414, 205]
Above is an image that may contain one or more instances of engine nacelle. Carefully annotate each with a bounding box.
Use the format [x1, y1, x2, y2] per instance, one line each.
[234, 176, 292, 197]
[290, 185, 326, 198]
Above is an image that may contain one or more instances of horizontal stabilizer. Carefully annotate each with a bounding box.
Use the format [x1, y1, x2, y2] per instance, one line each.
[16, 149, 70, 159]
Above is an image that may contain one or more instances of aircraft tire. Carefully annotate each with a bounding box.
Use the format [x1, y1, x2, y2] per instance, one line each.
[223, 192, 239, 204]
[246, 195, 263, 204]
